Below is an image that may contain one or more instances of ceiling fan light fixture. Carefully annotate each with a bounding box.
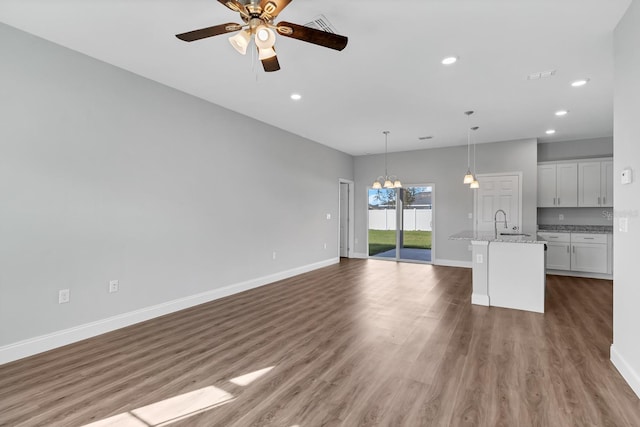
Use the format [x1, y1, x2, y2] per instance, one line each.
[258, 47, 277, 60]
[255, 25, 276, 49]
[229, 30, 251, 55]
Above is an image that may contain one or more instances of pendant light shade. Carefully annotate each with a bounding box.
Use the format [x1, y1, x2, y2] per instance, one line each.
[470, 179, 480, 189]
[372, 131, 402, 189]
[463, 170, 474, 184]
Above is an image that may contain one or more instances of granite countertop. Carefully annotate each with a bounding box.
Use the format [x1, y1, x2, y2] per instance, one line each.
[450, 230, 546, 244]
[537, 224, 613, 234]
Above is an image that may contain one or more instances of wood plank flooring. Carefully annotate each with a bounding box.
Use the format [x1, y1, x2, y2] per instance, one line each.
[1, 259, 639, 426]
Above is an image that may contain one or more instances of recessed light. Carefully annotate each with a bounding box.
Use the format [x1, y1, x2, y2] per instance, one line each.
[571, 79, 589, 87]
[441, 56, 458, 65]
[290, 93, 302, 100]
[555, 110, 569, 116]
[546, 129, 556, 135]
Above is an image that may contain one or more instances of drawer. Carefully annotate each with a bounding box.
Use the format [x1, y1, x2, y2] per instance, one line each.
[571, 233, 607, 244]
[538, 232, 570, 243]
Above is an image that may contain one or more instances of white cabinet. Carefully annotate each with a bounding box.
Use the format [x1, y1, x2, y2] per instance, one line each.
[578, 160, 614, 207]
[538, 232, 571, 270]
[537, 162, 577, 207]
[570, 233, 608, 274]
[538, 231, 611, 275]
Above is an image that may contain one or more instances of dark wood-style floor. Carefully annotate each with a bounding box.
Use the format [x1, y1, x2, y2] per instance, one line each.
[1, 259, 639, 426]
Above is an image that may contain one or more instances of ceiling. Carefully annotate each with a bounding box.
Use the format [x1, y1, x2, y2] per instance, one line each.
[0, 0, 631, 155]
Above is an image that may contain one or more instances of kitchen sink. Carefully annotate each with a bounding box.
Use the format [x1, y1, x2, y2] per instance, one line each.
[499, 232, 531, 237]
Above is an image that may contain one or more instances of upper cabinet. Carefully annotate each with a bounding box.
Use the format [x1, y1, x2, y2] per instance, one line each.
[537, 162, 578, 207]
[538, 158, 612, 208]
[578, 159, 614, 207]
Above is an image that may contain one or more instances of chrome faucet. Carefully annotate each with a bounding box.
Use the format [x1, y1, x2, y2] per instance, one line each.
[494, 209, 508, 237]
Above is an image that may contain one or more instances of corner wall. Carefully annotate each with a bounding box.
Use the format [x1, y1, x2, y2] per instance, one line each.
[0, 23, 353, 361]
[612, 0, 640, 398]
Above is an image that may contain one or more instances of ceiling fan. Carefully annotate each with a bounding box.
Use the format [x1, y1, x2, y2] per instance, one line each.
[175, 0, 349, 72]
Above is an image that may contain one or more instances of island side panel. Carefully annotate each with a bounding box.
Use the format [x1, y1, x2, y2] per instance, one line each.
[471, 240, 490, 306]
[488, 242, 546, 313]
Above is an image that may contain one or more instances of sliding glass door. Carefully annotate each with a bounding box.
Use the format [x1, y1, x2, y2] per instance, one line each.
[368, 185, 433, 263]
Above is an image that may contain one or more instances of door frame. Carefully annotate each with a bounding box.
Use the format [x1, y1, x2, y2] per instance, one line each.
[473, 172, 523, 232]
[338, 178, 355, 258]
[365, 183, 435, 264]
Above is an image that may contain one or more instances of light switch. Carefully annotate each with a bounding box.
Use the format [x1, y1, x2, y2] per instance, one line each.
[619, 217, 629, 233]
[326, 213, 331, 220]
[621, 169, 633, 185]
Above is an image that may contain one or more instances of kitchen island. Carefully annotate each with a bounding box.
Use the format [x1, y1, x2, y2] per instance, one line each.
[450, 230, 547, 313]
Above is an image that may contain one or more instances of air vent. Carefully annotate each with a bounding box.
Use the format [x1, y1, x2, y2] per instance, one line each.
[419, 136, 433, 141]
[304, 15, 338, 33]
[527, 70, 556, 80]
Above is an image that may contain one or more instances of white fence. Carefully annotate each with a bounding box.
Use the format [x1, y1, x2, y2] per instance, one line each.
[369, 209, 432, 231]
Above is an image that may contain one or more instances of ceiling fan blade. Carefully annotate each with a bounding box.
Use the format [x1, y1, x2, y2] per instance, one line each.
[175, 23, 243, 42]
[217, 0, 250, 18]
[261, 54, 281, 72]
[260, 0, 293, 20]
[276, 21, 348, 51]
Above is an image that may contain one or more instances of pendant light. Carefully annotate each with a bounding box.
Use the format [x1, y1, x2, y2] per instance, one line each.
[469, 126, 480, 189]
[372, 131, 402, 189]
[463, 110, 475, 184]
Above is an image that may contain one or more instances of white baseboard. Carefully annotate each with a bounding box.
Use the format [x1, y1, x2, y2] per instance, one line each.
[610, 344, 640, 399]
[0, 258, 339, 366]
[545, 270, 613, 280]
[434, 258, 472, 268]
[471, 294, 490, 306]
[351, 252, 368, 259]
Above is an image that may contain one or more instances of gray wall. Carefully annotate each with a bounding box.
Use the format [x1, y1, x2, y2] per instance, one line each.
[537, 137, 614, 226]
[537, 136, 613, 162]
[0, 23, 353, 347]
[612, 0, 640, 398]
[354, 138, 538, 263]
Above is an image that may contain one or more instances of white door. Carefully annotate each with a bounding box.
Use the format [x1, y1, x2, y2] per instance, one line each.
[339, 182, 349, 257]
[475, 174, 521, 233]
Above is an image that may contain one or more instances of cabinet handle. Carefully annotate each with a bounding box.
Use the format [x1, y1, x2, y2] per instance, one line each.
[553, 197, 557, 206]
[572, 245, 575, 253]
[583, 237, 595, 240]
[558, 197, 561, 205]
[598, 197, 601, 205]
[603, 196, 606, 205]
[566, 245, 570, 253]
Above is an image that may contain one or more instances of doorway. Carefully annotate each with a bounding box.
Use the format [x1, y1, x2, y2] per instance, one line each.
[338, 179, 354, 258]
[367, 184, 434, 263]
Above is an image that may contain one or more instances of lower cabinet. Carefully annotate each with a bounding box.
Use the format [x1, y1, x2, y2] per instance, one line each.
[538, 231, 611, 275]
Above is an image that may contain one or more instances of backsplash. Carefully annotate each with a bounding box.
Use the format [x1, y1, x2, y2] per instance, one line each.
[537, 207, 613, 226]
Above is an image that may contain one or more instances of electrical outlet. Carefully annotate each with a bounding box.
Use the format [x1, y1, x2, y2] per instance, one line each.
[272, 251, 277, 260]
[476, 254, 483, 264]
[109, 280, 119, 293]
[58, 289, 70, 304]
[559, 214, 564, 221]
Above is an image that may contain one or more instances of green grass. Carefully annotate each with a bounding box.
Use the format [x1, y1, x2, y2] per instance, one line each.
[368, 230, 432, 256]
